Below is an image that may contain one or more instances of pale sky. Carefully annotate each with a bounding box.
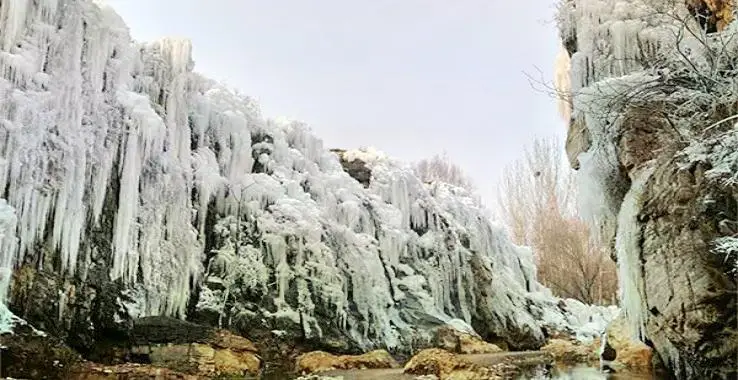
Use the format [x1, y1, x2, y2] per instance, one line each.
[107, 0, 567, 207]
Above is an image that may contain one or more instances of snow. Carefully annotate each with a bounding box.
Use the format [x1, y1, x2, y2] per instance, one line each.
[713, 236, 738, 275]
[0, 0, 618, 348]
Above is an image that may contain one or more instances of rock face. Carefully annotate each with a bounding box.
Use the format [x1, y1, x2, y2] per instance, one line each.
[71, 363, 197, 380]
[330, 149, 373, 188]
[129, 317, 261, 377]
[0, 323, 83, 379]
[0, 0, 616, 363]
[558, 1, 738, 378]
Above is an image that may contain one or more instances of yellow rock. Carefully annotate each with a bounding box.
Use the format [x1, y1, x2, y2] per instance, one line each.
[296, 351, 342, 373]
[403, 348, 502, 380]
[343, 349, 400, 369]
[540, 339, 597, 366]
[210, 330, 258, 352]
[434, 326, 504, 354]
[145, 342, 260, 377]
[457, 334, 503, 355]
[70, 363, 198, 379]
[213, 348, 261, 376]
[296, 349, 399, 374]
[604, 314, 654, 373]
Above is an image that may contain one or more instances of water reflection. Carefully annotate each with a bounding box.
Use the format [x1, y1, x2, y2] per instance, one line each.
[521, 365, 656, 380]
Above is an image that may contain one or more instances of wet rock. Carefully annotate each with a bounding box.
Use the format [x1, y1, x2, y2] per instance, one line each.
[433, 325, 503, 354]
[600, 314, 653, 373]
[296, 349, 399, 374]
[403, 348, 503, 380]
[296, 351, 343, 373]
[130, 317, 261, 377]
[147, 343, 215, 374]
[0, 323, 83, 379]
[135, 342, 261, 377]
[9, 264, 130, 364]
[632, 138, 736, 378]
[70, 363, 197, 379]
[294, 375, 346, 380]
[600, 339, 616, 361]
[540, 338, 597, 366]
[131, 317, 212, 346]
[213, 347, 262, 375]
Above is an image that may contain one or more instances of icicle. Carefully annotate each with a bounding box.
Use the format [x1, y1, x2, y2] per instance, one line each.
[0, 0, 31, 52]
[0, 199, 17, 309]
[615, 165, 654, 341]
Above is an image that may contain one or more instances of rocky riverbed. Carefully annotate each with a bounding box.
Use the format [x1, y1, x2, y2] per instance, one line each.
[0, 312, 659, 380]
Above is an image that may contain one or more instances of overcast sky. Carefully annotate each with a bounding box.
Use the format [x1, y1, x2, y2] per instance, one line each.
[107, 0, 566, 207]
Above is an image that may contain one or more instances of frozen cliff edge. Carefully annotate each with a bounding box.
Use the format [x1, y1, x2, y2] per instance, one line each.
[557, 0, 738, 378]
[0, 0, 615, 357]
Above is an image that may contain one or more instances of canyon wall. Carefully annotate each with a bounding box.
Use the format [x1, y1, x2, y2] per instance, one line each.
[558, 0, 738, 378]
[0, 0, 614, 361]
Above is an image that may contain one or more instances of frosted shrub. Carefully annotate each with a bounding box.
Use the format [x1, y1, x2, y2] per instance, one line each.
[413, 153, 475, 193]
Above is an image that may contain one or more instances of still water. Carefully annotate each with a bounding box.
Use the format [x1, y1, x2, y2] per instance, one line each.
[523, 365, 657, 380]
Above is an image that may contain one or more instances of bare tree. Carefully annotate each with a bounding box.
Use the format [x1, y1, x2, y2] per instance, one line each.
[497, 136, 618, 305]
[414, 152, 475, 192]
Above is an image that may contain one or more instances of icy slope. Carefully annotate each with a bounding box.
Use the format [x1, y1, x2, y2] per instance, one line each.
[0, 0, 615, 352]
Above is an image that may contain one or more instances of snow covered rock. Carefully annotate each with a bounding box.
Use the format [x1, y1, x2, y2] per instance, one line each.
[0, 0, 615, 362]
[557, 0, 738, 378]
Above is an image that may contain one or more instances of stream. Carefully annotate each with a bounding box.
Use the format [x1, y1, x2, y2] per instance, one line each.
[284, 351, 661, 380]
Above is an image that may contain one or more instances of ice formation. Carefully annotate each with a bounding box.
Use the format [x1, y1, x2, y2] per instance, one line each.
[557, 0, 709, 94]
[0, 0, 617, 350]
[613, 165, 654, 341]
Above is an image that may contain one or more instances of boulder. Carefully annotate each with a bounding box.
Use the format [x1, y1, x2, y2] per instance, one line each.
[130, 317, 261, 377]
[403, 348, 503, 380]
[433, 325, 503, 354]
[599, 314, 653, 373]
[296, 349, 399, 374]
[541, 338, 597, 366]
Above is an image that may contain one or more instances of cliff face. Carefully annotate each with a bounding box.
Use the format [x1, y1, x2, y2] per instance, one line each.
[558, 0, 738, 378]
[0, 0, 615, 360]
